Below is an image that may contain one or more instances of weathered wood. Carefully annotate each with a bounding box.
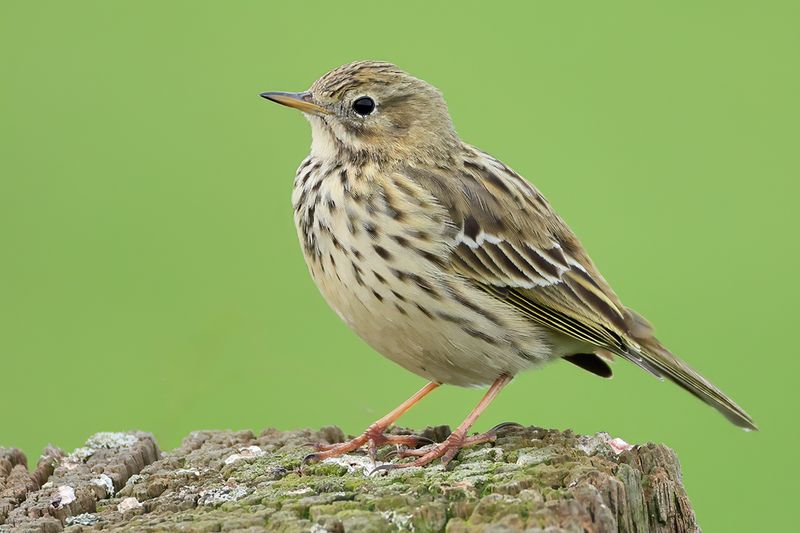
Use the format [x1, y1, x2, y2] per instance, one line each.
[0, 426, 698, 532]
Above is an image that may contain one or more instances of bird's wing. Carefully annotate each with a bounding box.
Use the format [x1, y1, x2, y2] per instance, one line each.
[399, 146, 757, 430]
[402, 148, 648, 366]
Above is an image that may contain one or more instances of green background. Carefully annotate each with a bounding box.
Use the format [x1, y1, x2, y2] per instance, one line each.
[1, 1, 797, 530]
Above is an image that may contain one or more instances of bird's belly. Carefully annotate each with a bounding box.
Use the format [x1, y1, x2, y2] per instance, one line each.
[298, 225, 555, 387]
[310, 259, 555, 386]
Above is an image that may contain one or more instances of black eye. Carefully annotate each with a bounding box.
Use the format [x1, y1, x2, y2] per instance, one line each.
[352, 96, 375, 116]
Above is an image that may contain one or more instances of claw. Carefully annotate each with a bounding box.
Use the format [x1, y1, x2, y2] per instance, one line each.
[369, 463, 401, 476]
[302, 452, 322, 465]
[382, 445, 412, 460]
[383, 448, 400, 460]
[487, 421, 524, 433]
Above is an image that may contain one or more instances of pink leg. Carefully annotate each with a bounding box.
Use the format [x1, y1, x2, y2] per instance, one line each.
[304, 382, 440, 463]
[374, 374, 515, 471]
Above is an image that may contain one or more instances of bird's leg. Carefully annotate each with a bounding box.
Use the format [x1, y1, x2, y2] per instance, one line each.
[373, 374, 513, 471]
[304, 381, 440, 464]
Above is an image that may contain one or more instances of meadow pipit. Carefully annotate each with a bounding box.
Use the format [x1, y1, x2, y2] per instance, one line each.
[260, 61, 756, 469]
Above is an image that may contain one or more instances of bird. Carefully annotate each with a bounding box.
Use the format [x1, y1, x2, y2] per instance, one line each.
[259, 60, 756, 469]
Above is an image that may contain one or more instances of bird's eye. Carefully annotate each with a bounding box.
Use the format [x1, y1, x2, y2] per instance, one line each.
[352, 96, 375, 116]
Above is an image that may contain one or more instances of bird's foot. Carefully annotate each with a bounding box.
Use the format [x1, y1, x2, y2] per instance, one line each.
[373, 422, 522, 473]
[304, 425, 433, 464]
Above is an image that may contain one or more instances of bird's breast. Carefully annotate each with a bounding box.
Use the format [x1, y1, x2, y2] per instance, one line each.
[292, 157, 452, 318]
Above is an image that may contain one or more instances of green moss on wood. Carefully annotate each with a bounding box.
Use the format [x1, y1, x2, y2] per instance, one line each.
[0, 426, 697, 532]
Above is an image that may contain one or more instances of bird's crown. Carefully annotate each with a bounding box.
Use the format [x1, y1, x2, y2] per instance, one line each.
[310, 60, 407, 98]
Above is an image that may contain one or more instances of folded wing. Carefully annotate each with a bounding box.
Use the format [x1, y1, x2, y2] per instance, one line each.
[399, 147, 756, 430]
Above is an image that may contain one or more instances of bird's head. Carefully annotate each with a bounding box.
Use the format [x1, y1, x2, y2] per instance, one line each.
[261, 61, 459, 162]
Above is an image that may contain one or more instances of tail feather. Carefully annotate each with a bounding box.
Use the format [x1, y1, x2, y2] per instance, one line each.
[623, 337, 757, 431]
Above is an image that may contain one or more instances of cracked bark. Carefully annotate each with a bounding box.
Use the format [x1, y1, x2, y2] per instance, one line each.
[0, 426, 698, 532]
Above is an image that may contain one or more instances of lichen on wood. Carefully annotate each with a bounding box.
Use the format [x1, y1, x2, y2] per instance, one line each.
[0, 425, 698, 532]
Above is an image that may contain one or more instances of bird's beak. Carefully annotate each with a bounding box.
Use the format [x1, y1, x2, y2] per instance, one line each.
[259, 91, 329, 116]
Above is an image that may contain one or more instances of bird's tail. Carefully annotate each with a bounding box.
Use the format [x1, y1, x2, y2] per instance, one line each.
[620, 308, 757, 430]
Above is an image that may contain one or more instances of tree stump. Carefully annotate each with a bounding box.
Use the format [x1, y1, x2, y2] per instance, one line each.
[0, 425, 698, 532]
